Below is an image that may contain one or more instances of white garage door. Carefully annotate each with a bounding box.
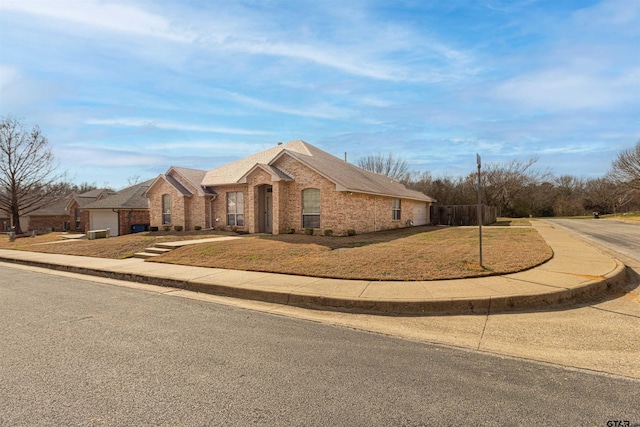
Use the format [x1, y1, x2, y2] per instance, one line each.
[89, 211, 119, 236]
[412, 204, 428, 226]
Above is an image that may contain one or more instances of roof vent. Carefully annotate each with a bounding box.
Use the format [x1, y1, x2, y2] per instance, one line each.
[277, 142, 283, 145]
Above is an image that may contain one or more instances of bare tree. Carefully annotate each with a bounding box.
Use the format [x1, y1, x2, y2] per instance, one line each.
[0, 116, 66, 234]
[358, 153, 411, 182]
[610, 140, 640, 191]
[480, 157, 550, 217]
[127, 174, 142, 186]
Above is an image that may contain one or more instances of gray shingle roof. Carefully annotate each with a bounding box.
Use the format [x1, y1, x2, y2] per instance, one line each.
[83, 180, 154, 210]
[28, 194, 73, 216]
[170, 167, 215, 195]
[73, 189, 116, 208]
[203, 140, 435, 202]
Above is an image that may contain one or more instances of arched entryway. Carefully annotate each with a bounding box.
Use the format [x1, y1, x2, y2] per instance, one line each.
[258, 185, 273, 233]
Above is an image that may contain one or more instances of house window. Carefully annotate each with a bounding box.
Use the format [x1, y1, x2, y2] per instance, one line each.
[162, 194, 171, 224]
[392, 199, 401, 221]
[302, 188, 320, 228]
[227, 192, 244, 227]
[75, 208, 81, 229]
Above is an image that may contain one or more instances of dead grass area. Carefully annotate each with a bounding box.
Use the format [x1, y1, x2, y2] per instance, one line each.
[0, 230, 235, 259]
[149, 226, 552, 281]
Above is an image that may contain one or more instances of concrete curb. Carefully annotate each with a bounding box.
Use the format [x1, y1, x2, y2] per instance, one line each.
[0, 254, 628, 315]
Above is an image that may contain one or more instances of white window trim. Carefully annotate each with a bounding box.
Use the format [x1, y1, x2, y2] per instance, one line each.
[392, 198, 401, 221]
[227, 192, 245, 227]
[302, 188, 321, 229]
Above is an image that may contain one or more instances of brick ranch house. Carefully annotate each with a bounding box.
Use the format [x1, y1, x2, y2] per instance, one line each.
[145, 140, 435, 236]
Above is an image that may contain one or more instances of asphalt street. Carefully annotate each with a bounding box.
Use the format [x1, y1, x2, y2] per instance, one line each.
[1, 266, 639, 426]
[547, 218, 640, 262]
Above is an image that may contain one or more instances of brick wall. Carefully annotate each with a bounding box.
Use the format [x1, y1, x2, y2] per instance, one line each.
[147, 175, 213, 231]
[28, 215, 69, 232]
[118, 210, 150, 235]
[271, 155, 429, 235]
[68, 201, 91, 232]
[211, 184, 247, 231]
[147, 178, 186, 230]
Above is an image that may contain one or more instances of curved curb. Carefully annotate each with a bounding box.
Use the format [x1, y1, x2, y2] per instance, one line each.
[0, 255, 628, 316]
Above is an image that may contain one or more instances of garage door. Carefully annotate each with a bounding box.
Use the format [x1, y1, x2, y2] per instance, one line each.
[89, 211, 119, 236]
[412, 204, 428, 226]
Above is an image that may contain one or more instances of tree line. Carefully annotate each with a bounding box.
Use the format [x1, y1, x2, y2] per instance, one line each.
[359, 143, 640, 218]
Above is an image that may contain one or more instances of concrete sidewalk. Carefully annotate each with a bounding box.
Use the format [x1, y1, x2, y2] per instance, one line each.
[0, 221, 628, 314]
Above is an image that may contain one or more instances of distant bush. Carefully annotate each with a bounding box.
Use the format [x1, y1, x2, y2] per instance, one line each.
[285, 228, 295, 234]
[324, 229, 333, 236]
[150, 226, 159, 232]
[347, 229, 356, 236]
[174, 225, 183, 232]
[194, 225, 202, 231]
[304, 228, 314, 236]
[163, 226, 171, 232]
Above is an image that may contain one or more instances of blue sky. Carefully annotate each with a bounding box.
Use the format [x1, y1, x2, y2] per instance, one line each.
[0, 0, 638, 190]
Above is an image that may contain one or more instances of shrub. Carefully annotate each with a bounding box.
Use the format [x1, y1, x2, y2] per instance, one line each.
[324, 229, 333, 236]
[194, 225, 202, 231]
[304, 228, 314, 236]
[150, 226, 159, 232]
[231, 225, 238, 233]
[163, 226, 171, 232]
[347, 229, 356, 236]
[284, 228, 295, 234]
[217, 225, 227, 231]
[174, 225, 183, 232]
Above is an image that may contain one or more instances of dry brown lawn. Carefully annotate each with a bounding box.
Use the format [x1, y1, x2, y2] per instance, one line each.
[150, 226, 552, 281]
[1, 225, 552, 281]
[0, 230, 234, 259]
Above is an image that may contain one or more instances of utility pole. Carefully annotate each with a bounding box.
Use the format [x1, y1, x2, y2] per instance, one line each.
[477, 154, 483, 267]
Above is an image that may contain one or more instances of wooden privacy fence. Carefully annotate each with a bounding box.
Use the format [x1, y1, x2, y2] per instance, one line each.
[430, 205, 497, 226]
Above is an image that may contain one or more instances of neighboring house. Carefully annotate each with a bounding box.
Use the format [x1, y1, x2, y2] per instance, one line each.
[25, 195, 74, 232]
[146, 140, 435, 235]
[83, 180, 153, 237]
[65, 189, 115, 233]
[25, 189, 115, 234]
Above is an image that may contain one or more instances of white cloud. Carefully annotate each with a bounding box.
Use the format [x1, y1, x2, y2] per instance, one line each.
[0, 65, 20, 90]
[493, 68, 638, 111]
[86, 118, 273, 136]
[218, 90, 352, 119]
[145, 140, 271, 152]
[0, 0, 195, 42]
